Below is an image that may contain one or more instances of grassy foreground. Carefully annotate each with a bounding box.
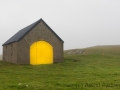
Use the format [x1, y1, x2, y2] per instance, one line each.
[0, 45, 120, 90]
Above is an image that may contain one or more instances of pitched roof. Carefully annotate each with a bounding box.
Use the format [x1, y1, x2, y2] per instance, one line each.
[3, 19, 64, 46]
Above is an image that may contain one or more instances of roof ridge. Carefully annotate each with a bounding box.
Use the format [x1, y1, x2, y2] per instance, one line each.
[2, 18, 64, 46]
[41, 19, 64, 43]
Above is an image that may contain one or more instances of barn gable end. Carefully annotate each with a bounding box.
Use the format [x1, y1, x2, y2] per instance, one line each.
[2, 19, 64, 64]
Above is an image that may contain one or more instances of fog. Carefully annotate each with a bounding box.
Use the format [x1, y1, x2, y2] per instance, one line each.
[0, 0, 120, 54]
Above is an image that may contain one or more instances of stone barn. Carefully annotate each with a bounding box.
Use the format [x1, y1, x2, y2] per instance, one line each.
[2, 18, 64, 65]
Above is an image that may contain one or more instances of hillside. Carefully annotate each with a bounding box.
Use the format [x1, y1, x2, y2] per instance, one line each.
[64, 45, 120, 56]
[0, 45, 120, 89]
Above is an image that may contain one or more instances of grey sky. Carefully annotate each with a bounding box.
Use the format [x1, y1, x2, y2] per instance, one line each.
[0, 0, 120, 54]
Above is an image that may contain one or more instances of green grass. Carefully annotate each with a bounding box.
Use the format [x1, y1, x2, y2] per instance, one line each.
[84, 45, 120, 56]
[0, 45, 120, 90]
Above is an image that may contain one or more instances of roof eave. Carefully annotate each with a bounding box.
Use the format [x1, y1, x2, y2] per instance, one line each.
[41, 19, 64, 43]
[2, 41, 17, 46]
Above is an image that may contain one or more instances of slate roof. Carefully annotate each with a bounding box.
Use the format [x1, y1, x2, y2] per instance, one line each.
[3, 18, 64, 46]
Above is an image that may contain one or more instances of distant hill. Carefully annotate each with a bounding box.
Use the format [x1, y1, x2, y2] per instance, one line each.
[64, 45, 120, 56]
[0, 55, 2, 60]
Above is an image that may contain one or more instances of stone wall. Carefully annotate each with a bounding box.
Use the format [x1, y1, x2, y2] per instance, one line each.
[17, 21, 63, 64]
[3, 42, 17, 63]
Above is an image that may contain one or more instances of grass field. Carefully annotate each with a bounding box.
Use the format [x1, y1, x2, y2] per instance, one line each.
[65, 45, 120, 56]
[0, 45, 120, 90]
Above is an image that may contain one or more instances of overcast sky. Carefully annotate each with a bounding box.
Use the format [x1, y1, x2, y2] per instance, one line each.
[0, 0, 120, 54]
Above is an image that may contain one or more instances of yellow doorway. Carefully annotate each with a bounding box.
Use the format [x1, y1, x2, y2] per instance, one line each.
[30, 41, 53, 65]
